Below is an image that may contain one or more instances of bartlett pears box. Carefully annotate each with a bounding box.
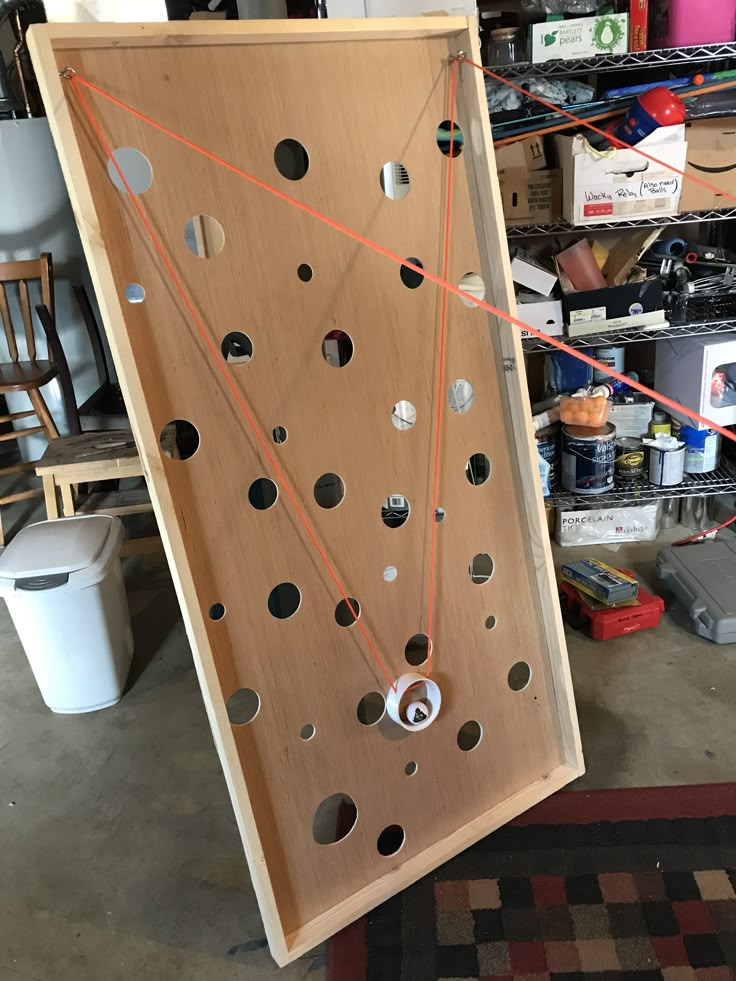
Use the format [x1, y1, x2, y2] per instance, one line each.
[530, 13, 628, 63]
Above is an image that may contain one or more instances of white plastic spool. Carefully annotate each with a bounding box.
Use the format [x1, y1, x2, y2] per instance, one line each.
[386, 672, 442, 731]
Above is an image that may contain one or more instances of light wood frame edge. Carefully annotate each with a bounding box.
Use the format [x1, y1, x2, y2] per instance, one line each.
[452, 21, 584, 777]
[28, 18, 583, 964]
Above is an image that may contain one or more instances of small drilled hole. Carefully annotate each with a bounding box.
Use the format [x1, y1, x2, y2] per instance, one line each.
[159, 420, 200, 460]
[313, 793, 357, 845]
[508, 661, 532, 691]
[437, 120, 464, 157]
[322, 329, 353, 367]
[377, 824, 405, 856]
[380, 161, 411, 201]
[272, 426, 288, 444]
[469, 553, 494, 584]
[392, 400, 416, 431]
[457, 720, 482, 751]
[267, 582, 301, 619]
[383, 565, 398, 583]
[208, 603, 225, 621]
[405, 633, 430, 667]
[435, 507, 446, 523]
[125, 283, 145, 304]
[458, 272, 486, 308]
[335, 597, 361, 627]
[357, 691, 385, 726]
[221, 331, 253, 365]
[466, 453, 492, 486]
[248, 477, 278, 511]
[314, 472, 345, 509]
[485, 615, 497, 630]
[300, 723, 316, 741]
[448, 379, 474, 414]
[382, 494, 410, 529]
[184, 214, 225, 258]
[405, 761, 418, 777]
[274, 138, 309, 180]
[107, 147, 152, 195]
[297, 263, 313, 282]
[227, 688, 260, 725]
[400, 258, 424, 289]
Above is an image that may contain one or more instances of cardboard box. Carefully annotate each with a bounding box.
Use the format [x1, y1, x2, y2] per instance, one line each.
[655, 336, 736, 430]
[558, 274, 664, 332]
[678, 120, 736, 213]
[561, 559, 639, 604]
[609, 398, 655, 438]
[529, 13, 628, 63]
[555, 125, 687, 225]
[517, 298, 565, 338]
[628, 0, 648, 50]
[511, 249, 558, 296]
[494, 135, 546, 173]
[555, 502, 659, 546]
[499, 169, 562, 225]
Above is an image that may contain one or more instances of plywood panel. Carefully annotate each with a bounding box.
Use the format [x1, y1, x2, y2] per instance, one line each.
[29, 19, 582, 965]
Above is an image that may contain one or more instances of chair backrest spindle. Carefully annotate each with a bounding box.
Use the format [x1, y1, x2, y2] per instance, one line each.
[0, 254, 53, 364]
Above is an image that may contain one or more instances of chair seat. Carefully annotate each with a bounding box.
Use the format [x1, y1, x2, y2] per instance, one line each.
[0, 360, 58, 392]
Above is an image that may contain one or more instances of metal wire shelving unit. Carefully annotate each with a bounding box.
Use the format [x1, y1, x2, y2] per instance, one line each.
[521, 317, 736, 353]
[507, 208, 736, 239]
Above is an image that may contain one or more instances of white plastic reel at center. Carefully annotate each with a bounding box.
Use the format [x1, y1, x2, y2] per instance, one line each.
[386, 672, 441, 731]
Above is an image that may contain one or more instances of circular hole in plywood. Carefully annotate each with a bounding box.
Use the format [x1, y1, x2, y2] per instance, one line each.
[267, 582, 301, 620]
[357, 691, 385, 726]
[405, 633, 430, 667]
[208, 603, 225, 621]
[391, 400, 416, 431]
[159, 419, 200, 461]
[125, 283, 145, 304]
[437, 119, 464, 157]
[184, 214, 225, 259]
[226, 688, 260, 726]
[297, 263, 313, 282]
[381, 494, 410, 529]
[313, 793, 357, 845]
[314, 472, 345, 509]
[457, 720, 482, 752]
[335, 597, 361, 627]
[435, 507, 446, 523]
[221, 331, 253, 365]
[383, 565, 398, 583]
[466, 453, 492, 486]
[448, 379, 475, 414]
[274, 138, 309, 181]
[485, 614, 498, 630]
[300, 723, 316, 741]
[380, 161, 411, 201]
[321, 329, 353, 368]
[469, 553, 494, 585]
[272, 426, 288, 444]
[107, 147, 153, 195]
[400, 257, 424, 290]
[508, 661, 532, 692]
[377, 824, 405, 856]
[458, 272, 486, 308]
[405, 761, 418, 777]
[248, 477, 278, 511]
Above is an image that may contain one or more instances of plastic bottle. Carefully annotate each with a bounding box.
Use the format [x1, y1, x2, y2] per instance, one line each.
[612, 87, 686, 147]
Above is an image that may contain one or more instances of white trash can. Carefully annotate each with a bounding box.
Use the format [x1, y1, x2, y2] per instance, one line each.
[0, 515, 134, 713]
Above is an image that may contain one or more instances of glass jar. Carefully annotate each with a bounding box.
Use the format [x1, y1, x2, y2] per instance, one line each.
[486, 27, 525, 67]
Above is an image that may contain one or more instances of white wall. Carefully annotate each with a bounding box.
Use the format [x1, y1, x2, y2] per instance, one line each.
[44, 0, 167, 22]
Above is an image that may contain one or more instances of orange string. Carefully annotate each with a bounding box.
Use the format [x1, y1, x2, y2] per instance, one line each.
[426, 59, 457, 679]
[462, 55, 736, 207]
[69, 73, 398, 694]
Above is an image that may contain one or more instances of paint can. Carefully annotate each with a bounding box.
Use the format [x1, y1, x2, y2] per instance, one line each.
[592, 345, 625, 383]
[615, 436, 645, 484]
[535, 423, 559, 490]
[648, 439, 685, 486]
[561, 422, 616, 495]
[677, 424, 722, 474]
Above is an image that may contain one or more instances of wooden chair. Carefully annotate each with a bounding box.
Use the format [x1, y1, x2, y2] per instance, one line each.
[0, 253, 62, 545]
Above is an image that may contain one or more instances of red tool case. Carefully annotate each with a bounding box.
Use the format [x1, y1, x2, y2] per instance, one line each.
[559, 570, 664, 640]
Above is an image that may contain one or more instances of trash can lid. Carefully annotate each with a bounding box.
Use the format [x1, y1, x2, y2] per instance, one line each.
[0, 515, 117, 580]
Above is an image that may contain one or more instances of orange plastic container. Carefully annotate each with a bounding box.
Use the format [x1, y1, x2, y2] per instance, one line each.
[560, 394, 610, 427]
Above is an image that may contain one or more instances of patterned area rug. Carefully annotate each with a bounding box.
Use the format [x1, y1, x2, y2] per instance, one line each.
[327, 784, 736, 981]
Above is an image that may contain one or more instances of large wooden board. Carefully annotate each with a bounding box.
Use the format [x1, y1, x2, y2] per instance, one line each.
[29, 19, 582, 965]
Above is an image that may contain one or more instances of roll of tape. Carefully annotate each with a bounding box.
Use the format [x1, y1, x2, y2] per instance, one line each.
[386, 672, 442, 731]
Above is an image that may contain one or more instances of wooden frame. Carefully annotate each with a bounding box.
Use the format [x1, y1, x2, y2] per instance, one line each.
[29, 19, 582, 965]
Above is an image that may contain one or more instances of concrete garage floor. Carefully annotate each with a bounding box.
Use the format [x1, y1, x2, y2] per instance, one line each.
[0, 536, 735, 980]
